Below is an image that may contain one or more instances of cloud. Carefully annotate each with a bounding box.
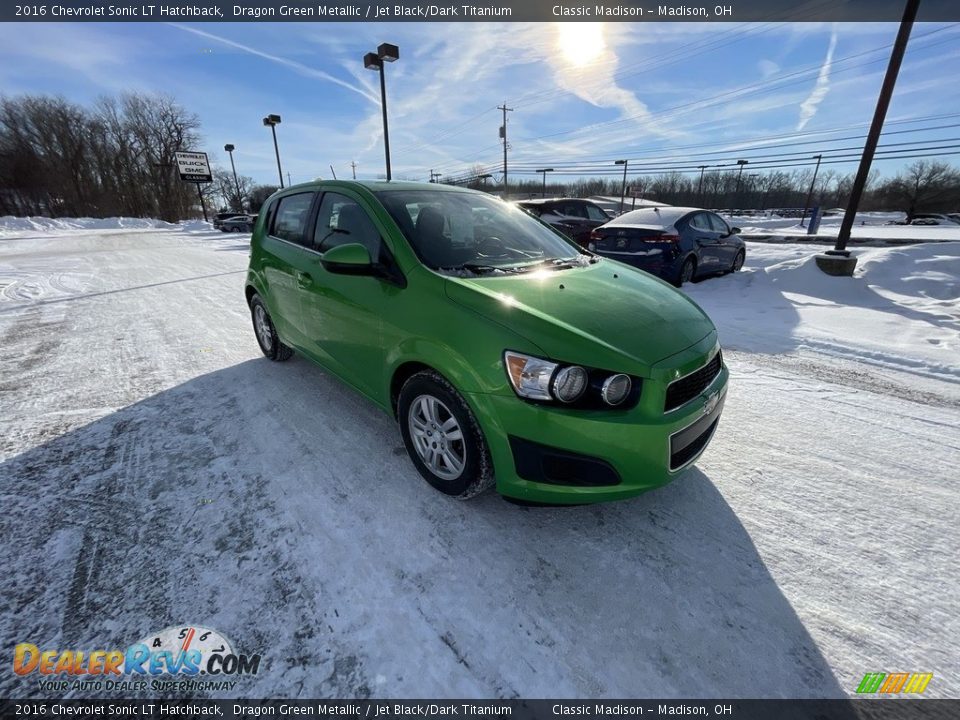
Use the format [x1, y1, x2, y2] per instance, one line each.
[797, 30, 838, 131]
[758, 59, 780, 78]
[167, 23, 379, 105]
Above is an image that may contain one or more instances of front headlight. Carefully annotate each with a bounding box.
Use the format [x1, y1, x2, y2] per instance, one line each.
[503, 351, 641, 408]
[504, 351, 556, 401]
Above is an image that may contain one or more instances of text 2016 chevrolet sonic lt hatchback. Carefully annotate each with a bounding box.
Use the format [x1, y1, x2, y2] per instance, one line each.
[245, 181, 728, 504]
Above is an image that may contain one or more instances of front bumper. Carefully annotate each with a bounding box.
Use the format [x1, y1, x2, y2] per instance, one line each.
[464, 340, 728, 504]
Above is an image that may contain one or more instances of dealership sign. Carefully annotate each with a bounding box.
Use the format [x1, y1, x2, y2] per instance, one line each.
[174, 150, 212, 183]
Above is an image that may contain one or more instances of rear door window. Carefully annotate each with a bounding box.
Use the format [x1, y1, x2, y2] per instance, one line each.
[585, 204, 608, 222]
[270, 192, 316, 245]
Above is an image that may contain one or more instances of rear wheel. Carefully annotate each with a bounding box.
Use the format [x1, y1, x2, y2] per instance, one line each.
[250, 294, 293, 361]
[398, 370, 494, 499]
[676, 256, 696, 287]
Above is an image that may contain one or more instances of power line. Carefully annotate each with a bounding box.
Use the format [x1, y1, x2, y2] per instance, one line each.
[513, 25, 958, 145]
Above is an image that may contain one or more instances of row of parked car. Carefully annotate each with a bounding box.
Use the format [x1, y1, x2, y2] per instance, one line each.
[213, 212, 258, 232]
[888, 213, 960, 226]
[517, 197, 746, 286]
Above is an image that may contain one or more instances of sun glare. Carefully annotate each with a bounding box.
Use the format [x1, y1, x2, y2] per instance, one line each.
[557, 23, 606, 67]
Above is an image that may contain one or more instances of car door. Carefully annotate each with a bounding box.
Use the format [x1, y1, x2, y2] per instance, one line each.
[706, 212, 739, 264]
[258, 191, 317, 347]
[685, 212, 724, 271]
[297, 190, 403, 399]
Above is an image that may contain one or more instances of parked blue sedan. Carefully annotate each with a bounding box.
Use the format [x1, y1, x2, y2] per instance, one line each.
[588, 207, 746, 286]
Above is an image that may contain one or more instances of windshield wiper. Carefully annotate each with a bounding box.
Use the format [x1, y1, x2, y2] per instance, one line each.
[440, 263, 525, 275]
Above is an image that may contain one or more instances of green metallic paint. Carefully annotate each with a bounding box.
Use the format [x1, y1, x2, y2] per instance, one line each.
[246, 180, 728, 503]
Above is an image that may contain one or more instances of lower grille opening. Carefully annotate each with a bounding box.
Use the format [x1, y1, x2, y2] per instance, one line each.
[670, 417, 719, 471]
[509, 436, 621, 487]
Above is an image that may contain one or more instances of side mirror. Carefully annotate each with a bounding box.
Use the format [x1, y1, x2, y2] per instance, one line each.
[320, 243, 374, 275]
[730, 227, 741, 235]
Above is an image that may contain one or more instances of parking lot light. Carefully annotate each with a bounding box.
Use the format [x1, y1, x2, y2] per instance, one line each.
[615, 159, 628, 214]
[536, 168, 554, 198]
[365, 43, 399, 181]
[262, 115, 284, 188]
[735, 159, 749, 195]
[224, 144, 242, 212]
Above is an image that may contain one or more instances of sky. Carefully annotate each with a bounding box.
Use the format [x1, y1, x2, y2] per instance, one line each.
[1, 20, 959, 189]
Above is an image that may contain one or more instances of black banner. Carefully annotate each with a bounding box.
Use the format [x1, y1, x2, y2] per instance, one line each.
[2, 0, 959, 23]
[1, 700, 959, 720]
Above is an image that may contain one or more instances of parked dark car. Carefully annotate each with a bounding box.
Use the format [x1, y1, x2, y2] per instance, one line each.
[517, 198, 612, 246]
[588, 207, 746, 287]
[212, 211, 239, 230]
[220, 215, 256, 233]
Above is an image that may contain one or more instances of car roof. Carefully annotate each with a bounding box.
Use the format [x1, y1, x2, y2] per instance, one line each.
[517, 197, 596, 205]
[605, 206, 701, 227]
[281, 179, 486, 195]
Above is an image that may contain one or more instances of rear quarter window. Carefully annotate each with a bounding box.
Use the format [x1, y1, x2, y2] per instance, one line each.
[270, 192, 315, 245]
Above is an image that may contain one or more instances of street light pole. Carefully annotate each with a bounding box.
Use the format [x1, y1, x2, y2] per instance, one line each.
[697, 165, 708, 203]
[364, 43, 399, 181]
[262, 114, 284, 188]
[224, 144, 242, 211]
[800, 154, 823, 228]
[536, 168, 554, 198]
[734, 159, 749, 195]
[615, 159, 628, 214]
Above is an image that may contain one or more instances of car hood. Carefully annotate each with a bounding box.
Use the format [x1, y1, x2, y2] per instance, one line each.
[444, 260, 716, 371]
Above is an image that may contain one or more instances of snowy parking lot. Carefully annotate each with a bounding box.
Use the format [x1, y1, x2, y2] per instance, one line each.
[1, 223, 958, 699]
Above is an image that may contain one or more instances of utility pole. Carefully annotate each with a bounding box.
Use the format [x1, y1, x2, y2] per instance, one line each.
[800, 154, 823, 227]
[429, 170, 442, 183]
[351, 161, 358, 180]
[819, 0, 920, 276]
[498, 102, 513, 199]
[287, 172, 292, 187]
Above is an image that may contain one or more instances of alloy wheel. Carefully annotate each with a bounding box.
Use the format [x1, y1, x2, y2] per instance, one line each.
[253, 304, 273, 352]
[407, 394, 466, 481]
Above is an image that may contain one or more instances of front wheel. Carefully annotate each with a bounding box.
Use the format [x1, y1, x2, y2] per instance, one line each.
[731, 249, 745, 272]
[250, 294, 294, 361]
[398, 370, 494, 499]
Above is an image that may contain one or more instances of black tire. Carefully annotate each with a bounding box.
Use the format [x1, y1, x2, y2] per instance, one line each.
[250, 294, 294, 362]
[231, 226, 242, 233]
[398, 370, 495, 499]
[731, 249, 745, 272]
[675, 256, 696, 287]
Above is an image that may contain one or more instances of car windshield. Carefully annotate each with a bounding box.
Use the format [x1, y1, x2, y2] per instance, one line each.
[376, 189, 590, 275]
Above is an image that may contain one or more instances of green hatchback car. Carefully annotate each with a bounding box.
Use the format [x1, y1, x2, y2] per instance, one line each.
[244, 181, 728, 504]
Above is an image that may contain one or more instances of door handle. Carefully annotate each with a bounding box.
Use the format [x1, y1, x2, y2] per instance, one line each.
[296, 271, 312, 289]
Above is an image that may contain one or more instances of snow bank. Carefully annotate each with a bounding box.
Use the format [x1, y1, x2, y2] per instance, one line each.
[685, 242, 960, 381]
[0, 215, 212, 237]
[725, 212, 960, 242]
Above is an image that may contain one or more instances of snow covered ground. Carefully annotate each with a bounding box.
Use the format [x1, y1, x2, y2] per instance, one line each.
[0, 224, 958, 700]
[723, 211, 960, 243]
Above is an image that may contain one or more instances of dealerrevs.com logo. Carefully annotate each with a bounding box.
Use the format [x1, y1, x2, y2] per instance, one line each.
[14, 625, 262, 693]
